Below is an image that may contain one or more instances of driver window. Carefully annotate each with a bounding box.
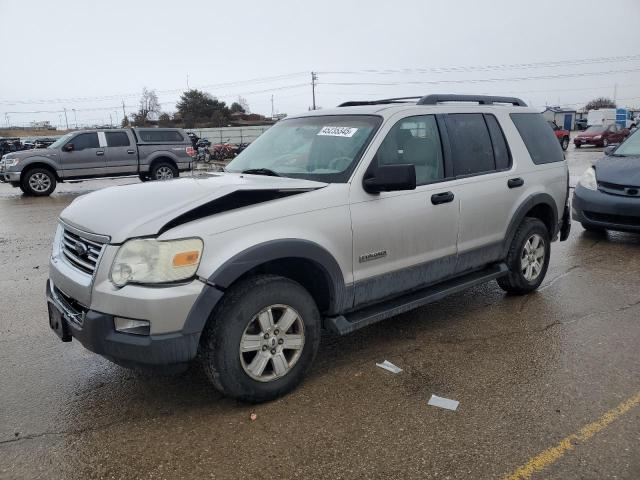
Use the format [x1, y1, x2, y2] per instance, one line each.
[374, 115, 444, 185]
[68, 133, 99, 151]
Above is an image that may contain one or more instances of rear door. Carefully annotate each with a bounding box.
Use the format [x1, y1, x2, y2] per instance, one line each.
[59, 132, 105, 178]
[103, 131, 137, 174]
[440, 113, 519, 273]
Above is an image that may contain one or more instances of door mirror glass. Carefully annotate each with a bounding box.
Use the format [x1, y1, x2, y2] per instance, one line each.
[63, 143, 74, 152]
[363, 164, 416, 193]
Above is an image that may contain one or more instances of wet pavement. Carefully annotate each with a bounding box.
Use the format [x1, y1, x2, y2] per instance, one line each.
[1, 145, 639, 479]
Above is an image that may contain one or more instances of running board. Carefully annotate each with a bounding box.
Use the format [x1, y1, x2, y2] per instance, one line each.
[325, 263, 508, 335]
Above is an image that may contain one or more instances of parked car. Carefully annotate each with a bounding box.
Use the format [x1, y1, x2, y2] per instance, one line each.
[573, 129, 640, 233]
[34, 137, 57, 149]
[45, 94, 570, 402]
[548, 121, 570, 150]
[0, 128, 194, 196]
[574, 124, 629, 148]
[575, 118, 588, 130]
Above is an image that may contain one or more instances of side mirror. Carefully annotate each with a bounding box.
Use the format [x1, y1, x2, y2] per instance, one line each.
[604, 146, 616, 156]
[63, 143, 74, 152]
[363, 164, 416, 193]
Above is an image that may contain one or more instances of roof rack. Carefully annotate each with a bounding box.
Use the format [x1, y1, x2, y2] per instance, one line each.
[417, 94, 527, 106]
[338, 97, 423, 107]
[337, 94, 527, 108]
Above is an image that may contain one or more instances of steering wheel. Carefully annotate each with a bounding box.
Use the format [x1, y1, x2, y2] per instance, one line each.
[327, 156, 353, 172]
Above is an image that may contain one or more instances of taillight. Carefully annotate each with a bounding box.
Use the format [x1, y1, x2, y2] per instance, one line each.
[186, 146, 196, 157]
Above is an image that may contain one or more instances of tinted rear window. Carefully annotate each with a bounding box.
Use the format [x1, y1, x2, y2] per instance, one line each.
[485, 114, 512, 170]
[105, 131, 130, 147]
[138, 130, 184, 143]
[510, 113, 564, 164]
[445, 113, 495, 176]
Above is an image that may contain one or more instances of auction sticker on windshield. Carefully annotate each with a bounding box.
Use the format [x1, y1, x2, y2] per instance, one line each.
[318, 126, 358, 137]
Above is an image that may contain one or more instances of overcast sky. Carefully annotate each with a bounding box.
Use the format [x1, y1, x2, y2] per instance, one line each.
[1, 0, 640, 128]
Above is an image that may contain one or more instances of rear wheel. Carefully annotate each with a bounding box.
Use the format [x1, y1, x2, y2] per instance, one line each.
[498, 218, 550, 295]
[151, 162, 178, 181]
[602, 138, 609, 148]
[199, 275, 321, 403]
[561, 137, 570, 151]
[20, 168, 56, 196]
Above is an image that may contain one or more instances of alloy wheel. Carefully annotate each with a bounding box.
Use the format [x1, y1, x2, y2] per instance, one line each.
[28, 172, 51, 192]
[156, 166, 174, 180]
[521, 233, 545, 281]
[239, 304, 305, 382]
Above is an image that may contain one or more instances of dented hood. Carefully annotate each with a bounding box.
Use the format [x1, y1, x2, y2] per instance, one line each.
[60, 173, 326, 243]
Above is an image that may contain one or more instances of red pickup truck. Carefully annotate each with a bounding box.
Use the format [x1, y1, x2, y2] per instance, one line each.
[548, 122, 570, 151]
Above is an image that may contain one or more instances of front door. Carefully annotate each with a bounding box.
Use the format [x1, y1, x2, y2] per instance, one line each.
[59, 132, 105, 178]
[350, 114, 460, 307]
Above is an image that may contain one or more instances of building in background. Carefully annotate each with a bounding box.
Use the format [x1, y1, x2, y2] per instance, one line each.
[541, 106, 577, 131]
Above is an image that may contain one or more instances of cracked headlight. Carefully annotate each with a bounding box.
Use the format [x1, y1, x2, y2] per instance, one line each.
[578, 166, 597, 191]
[110, 238, 203, 287]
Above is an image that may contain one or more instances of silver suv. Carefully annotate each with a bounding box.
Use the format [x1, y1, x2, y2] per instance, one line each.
[47, 95, 571, 402]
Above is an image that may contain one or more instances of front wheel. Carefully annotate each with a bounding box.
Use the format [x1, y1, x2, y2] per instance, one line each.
[561, 137, 570, 151]
[498, 218, 550, 295]
[20, 168, 56, 196]
[199, 275, 321, 403]
[602, 138, 609, 148]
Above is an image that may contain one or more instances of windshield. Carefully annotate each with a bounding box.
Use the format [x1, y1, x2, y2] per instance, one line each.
[48, 133, 73, 149]
[612, 129, 640, 156]
[584, 126, 605, 134]
[226, 115, 381, 182]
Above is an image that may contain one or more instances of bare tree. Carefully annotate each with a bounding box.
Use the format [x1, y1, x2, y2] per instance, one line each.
[585, 97, 616, 111]
[138, 87, 161, 120]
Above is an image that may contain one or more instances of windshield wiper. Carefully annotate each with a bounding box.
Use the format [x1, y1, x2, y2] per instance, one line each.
[241, 168, 280, 177]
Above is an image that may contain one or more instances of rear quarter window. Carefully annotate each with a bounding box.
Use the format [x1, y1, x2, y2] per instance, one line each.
[138, 130, 184, 143]
[510, 113, 564, 164]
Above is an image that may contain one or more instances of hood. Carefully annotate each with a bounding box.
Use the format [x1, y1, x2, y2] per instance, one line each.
[595, 155, 640, 186]
[4, 148, 59, 160]
[60, 173, 327, 243]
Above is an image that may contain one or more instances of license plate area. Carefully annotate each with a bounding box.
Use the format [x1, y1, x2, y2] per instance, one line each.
[48, 302, 72, 342]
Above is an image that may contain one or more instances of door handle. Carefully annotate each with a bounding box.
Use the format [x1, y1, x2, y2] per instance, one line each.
[127, 149, 135, 154]
[96, 151, 104, 156]
[508, 177, 524, 188]
[431, 191, 454, 205]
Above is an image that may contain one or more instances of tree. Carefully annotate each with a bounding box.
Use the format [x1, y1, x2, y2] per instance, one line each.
[139, 87, 161, 118]
[121, 115, 130, 127]
[230, 102, 245, 114]
[585, 97, 616, 111]
[176, 89, 230, 127]
[158, 112, 172, 127]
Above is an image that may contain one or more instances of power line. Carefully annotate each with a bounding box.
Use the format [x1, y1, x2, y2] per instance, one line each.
[318, 54, 640, 76]
[319, 67, 640, 87]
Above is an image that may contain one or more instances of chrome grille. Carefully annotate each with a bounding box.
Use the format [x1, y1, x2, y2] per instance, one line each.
[61, 228, 105, 275]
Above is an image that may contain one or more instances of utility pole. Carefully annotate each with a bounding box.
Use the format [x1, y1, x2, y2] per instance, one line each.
[613, 83, 618, 105]
[311, 71, 317, 110]
[72, 109, 78, 129]
[271, 94, 274, 118]
[187, 74, 190, 90]
[122, 100, 126, 123]
[63, 108, 69, 130]
[109, 113, 113, 127]
[5, 113, 9, 128]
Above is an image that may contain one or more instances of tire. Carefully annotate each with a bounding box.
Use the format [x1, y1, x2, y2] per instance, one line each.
[602, 138, 609, 148]
[150, 161, 178, 181]
[581, 223, 606, 234]
[20, 167, 56, 196]
[199, 274, 321, 403]
[575, 143, 581, 148]
[497, 218, 551, 295]
[561, 137, 570, 151]
[138, 174, 149, 182]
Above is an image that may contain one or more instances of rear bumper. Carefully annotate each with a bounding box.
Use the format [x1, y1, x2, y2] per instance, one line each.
[572, 184, 640, 232]
[46, 279, 213, 369]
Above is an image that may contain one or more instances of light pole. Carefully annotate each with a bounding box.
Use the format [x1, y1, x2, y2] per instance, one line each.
[72, 109, 78, 129]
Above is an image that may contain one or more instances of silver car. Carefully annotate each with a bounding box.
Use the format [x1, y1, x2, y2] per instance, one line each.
[46, 94, 570, 402]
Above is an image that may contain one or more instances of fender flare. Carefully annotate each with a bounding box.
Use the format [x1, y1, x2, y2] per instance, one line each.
[19, 158, 62, 179]
[502, 193, 558, 257]
[182, 239, 350, 335]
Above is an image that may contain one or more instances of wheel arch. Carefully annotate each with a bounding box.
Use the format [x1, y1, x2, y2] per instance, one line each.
[503, 193, 558, 257]
[149, 155, 178, 171]
[21, 160, 61, 181]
